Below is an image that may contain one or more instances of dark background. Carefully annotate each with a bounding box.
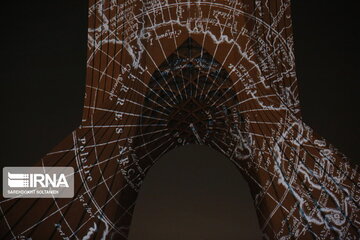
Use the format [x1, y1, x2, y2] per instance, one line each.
[0, 1, 359, 239]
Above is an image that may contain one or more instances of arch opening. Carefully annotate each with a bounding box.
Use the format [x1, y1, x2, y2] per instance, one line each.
[128, 144, 262, 240]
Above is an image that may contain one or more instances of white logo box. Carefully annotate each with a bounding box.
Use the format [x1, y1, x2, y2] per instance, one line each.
[3, 167, 74, 198]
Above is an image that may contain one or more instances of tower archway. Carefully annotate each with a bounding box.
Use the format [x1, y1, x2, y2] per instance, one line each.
[133, 37, 250, 168]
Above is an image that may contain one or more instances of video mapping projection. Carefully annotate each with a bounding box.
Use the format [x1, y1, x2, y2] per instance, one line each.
[1, 0, 360, 239]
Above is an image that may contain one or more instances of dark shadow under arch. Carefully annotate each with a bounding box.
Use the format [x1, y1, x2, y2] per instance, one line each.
[128, 144, 262, 240]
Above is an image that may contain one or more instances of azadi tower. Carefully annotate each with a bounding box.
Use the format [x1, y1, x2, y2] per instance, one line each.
[1, 0, 360, 239]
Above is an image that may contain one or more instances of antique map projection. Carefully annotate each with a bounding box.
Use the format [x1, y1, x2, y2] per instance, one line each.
[1, 0, 360, 239]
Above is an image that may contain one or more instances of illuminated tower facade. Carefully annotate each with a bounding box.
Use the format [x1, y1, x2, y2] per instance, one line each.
[1, 1, 360, 239]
